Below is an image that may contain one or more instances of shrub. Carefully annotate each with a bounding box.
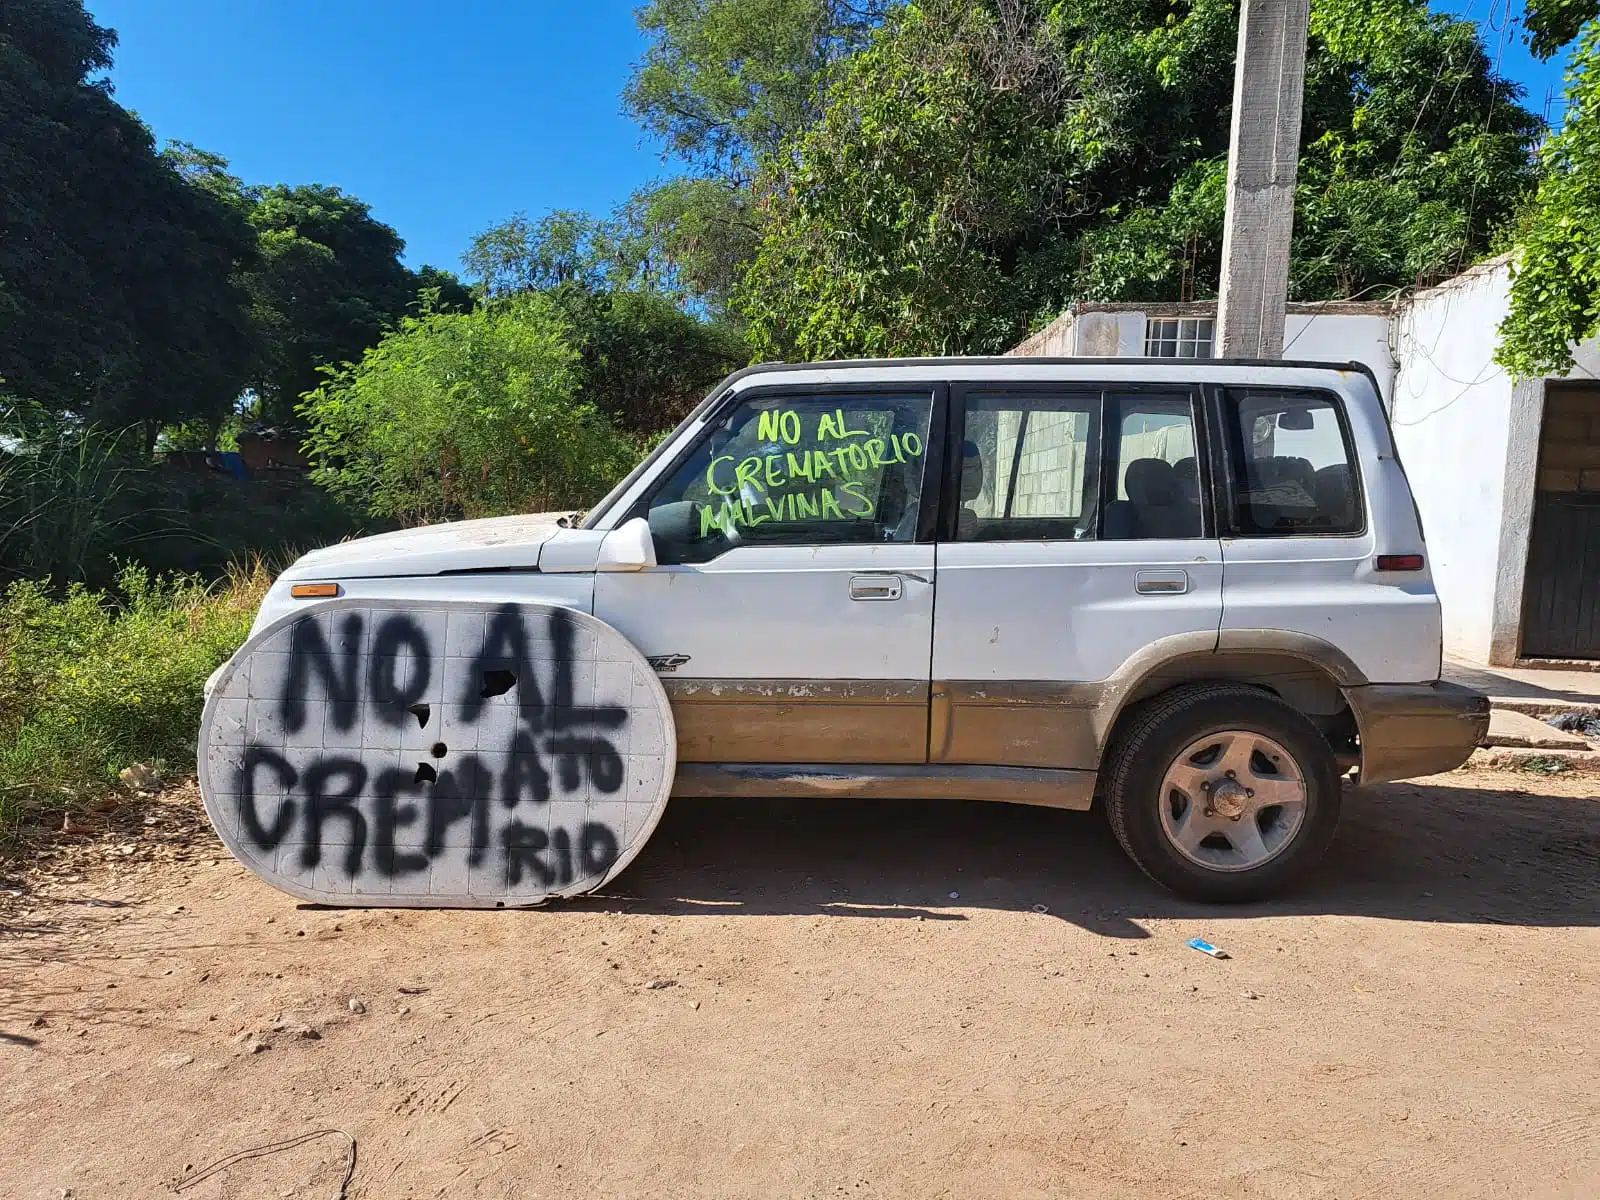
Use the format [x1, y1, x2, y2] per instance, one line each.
[125, 470, 379, 582]
[0, 563, 268, 834]
[301, 293, 641, 524]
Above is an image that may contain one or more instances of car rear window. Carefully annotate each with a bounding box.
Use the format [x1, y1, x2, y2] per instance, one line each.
[1221, 388, 1362, 536]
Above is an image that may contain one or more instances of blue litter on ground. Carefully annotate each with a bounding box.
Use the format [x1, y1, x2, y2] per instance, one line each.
[1187, 937, 1230, 959]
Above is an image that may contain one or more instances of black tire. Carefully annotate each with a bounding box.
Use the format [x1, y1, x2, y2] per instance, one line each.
[1102, 683, 1342, 903]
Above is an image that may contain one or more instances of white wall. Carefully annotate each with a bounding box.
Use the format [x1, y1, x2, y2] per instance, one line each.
[1283, 312, 1394, 405]
[1072, 311, 1146, 357]
[1392, 258, 1600, 664]
[1008, 278, 1600, 665]
[1011, 308, 1394, 402]
[1391, 262, 1519, 663]
[1010, 312, 1075, 357]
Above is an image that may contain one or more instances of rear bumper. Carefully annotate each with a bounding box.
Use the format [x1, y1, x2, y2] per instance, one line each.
[1342, 681, 1490, 784]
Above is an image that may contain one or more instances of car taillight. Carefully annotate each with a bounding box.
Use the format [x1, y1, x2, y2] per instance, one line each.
[1375, 554, 1424, 572]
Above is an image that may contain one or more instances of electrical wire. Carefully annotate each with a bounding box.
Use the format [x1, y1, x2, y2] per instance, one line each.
[1390, 362, 1508, 426]
[173, 1129, 357, 1198]
[1280, 282, 1404, 354]
[1400, 326, 1508, 388]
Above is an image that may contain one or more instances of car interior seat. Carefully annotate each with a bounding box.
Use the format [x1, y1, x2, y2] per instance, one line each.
[1172, 456, 1200, 505]
[1281, 456, 1316, 500]
[880, 459, 921, 541]
[1241, 454, 1320, 529]
[1121, 458, 1202, 539]
[1314, 463, 1357, 528]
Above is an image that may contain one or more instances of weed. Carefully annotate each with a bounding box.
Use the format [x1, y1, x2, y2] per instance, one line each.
[1518, 754, 1575, 776]
[0, 425, 161, 585]
[0, 562, 270, 835]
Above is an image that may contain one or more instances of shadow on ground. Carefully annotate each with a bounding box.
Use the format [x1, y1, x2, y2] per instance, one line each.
[588, 777, 1600, 937]
[1445, 661, 1600, 705]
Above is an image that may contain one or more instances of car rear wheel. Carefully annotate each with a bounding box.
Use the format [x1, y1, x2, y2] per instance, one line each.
[1103, 683, 1342, 902]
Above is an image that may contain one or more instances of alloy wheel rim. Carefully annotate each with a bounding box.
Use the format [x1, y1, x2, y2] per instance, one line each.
[1156, 730, 1308, 873]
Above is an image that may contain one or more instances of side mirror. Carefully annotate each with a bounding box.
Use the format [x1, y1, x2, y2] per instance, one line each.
[647, 500, 698, 544]
[595, 516, 657, 572]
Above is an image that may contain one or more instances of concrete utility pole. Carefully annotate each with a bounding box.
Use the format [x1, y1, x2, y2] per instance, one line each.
[1215, 0, 1312, 359]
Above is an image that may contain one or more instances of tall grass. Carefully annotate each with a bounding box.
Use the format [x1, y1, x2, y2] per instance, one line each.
[0, 425, 160, 586]
[1, 421, 376, 591]
[0, 419, 371, 839]
[0, 562, 270, 835]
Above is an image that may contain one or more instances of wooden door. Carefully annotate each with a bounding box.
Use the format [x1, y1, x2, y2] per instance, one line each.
[1522, 385, 1600, 659]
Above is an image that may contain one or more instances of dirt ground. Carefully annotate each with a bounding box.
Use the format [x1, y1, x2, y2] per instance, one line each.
[3, 768, 1598, 1200]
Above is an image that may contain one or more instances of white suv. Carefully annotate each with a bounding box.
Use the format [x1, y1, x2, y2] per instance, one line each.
[210, 358, 1487, 906]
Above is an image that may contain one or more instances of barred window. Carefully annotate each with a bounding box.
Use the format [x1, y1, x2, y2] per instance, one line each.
[1144, 317, 1215, 359]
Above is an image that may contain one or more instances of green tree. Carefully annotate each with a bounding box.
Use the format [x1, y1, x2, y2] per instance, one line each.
[1525, 0, 1595, 57]
[243, 184, 421, 425]
[300, 295, 636, 524]
[465, 209, 748, 434]
[0, 1, 257, 440]
[465, 209, 667, 297]
[622, 1, 893, 315]
[737, 0, 1541, 360]
[550, 285, 748, 434]
[469, 190, 759, 321]
[161, 140, 251, 211]
[1497, 1, 1600, 375]
[627, 177, 762, 316]
[625, 0, 893, 183]
[150, 162, 476, 427]
[412, 265, 475, 314]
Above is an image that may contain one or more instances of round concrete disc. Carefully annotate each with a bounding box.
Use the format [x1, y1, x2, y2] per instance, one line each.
[198, 599, 676, 907]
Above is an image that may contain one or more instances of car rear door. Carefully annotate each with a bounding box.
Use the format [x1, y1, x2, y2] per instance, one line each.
[930, 382, 1225, 770]
[1209, 382, 1442, 683]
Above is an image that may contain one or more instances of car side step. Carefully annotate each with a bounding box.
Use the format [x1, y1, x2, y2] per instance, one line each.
[672, 763, 1096, 810]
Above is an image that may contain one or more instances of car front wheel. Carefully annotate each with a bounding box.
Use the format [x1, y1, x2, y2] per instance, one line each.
[1102, 683, 1342, 902]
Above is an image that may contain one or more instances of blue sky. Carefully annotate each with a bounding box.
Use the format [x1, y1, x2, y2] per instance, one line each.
[89, 0, 667, 271]
[89, 0, 1573, 276]
[1445, 0, 1574, 122]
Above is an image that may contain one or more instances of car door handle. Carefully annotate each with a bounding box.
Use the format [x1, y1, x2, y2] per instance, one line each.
[1135, 570, 1189, 595]
[849, 573, 903, 601]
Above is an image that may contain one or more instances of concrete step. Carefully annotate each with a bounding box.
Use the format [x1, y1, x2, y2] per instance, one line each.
[1468, 746, 1600, 773]
[1483, 708, 1593, 750]
[1488, 696, 1600, 721]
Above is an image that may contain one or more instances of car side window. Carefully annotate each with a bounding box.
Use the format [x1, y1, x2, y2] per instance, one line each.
[643, 390, 934, 564]
[955, 393, 1100, 541]
[1222, 388, 1362, 536]
[1102, 392, 1204, 540]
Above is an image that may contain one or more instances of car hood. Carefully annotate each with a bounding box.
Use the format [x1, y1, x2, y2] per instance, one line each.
[279, 512, 574, 580]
